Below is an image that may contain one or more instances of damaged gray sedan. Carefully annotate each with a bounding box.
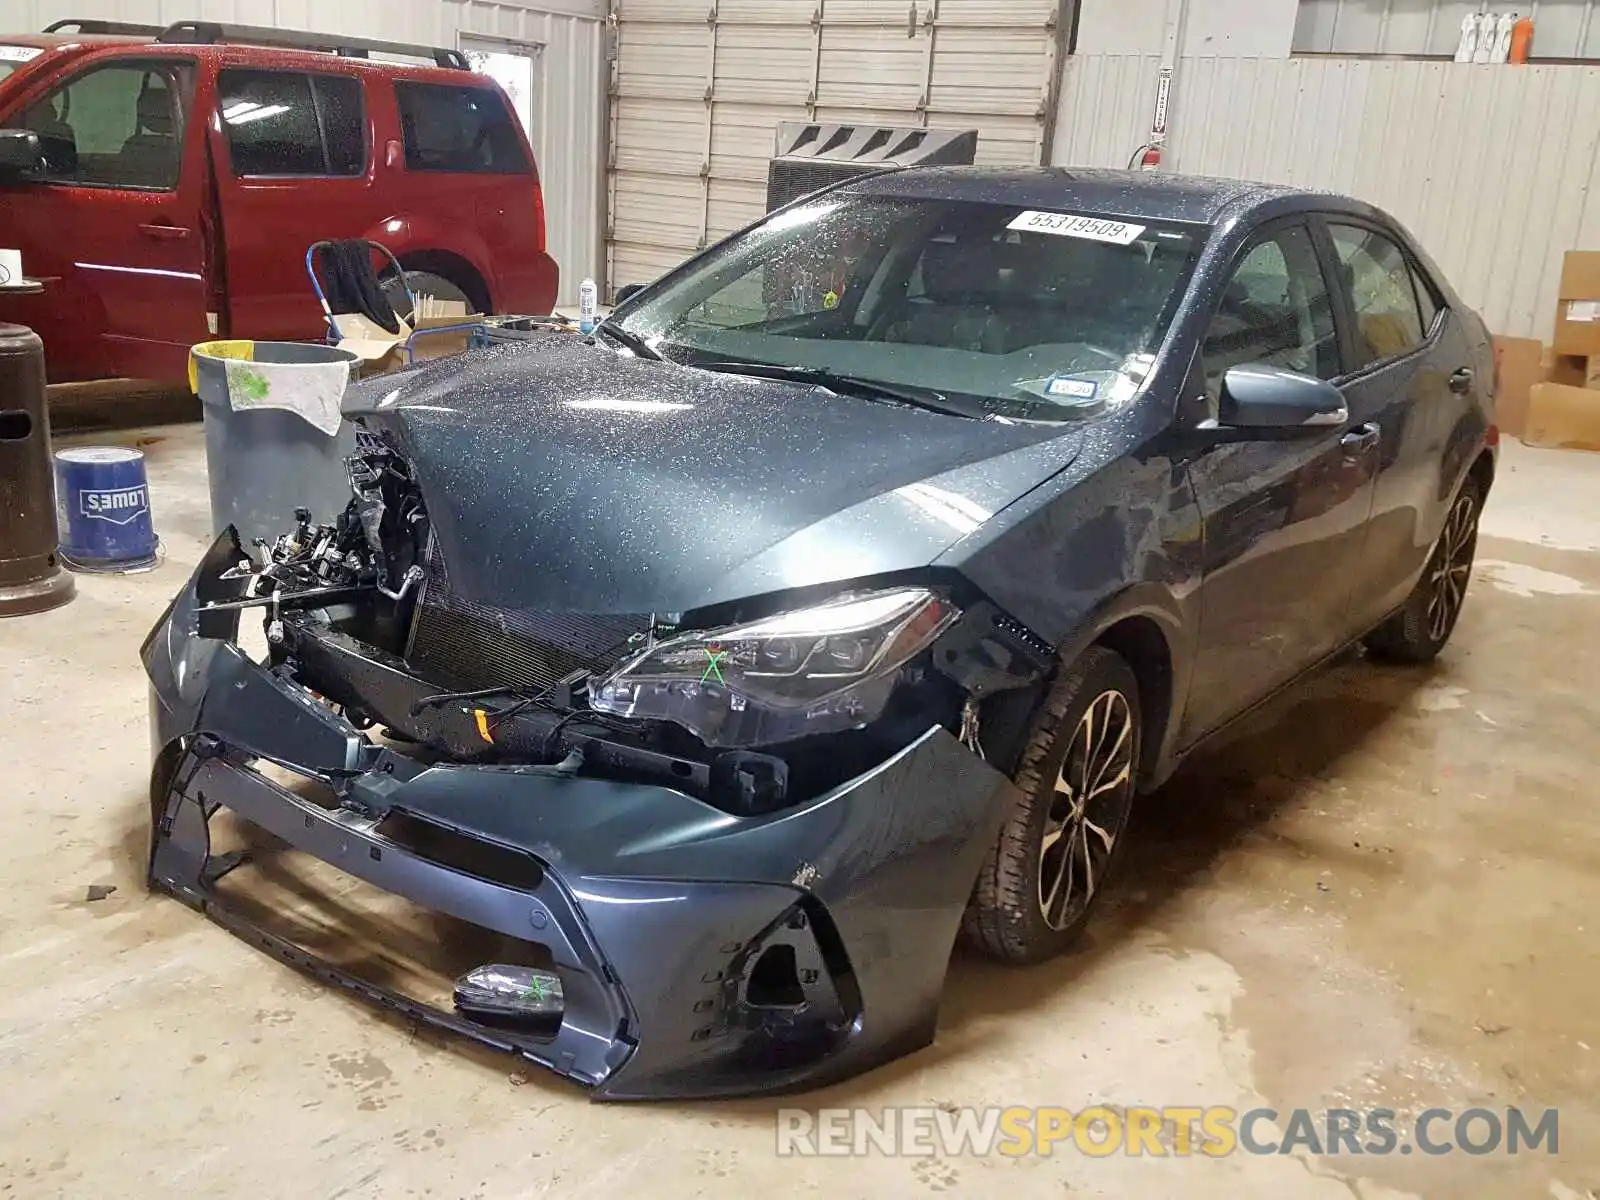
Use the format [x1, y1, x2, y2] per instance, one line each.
[143, 168, 1495, 1098]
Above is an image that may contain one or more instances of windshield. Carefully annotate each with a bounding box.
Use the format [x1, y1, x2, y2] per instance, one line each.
[0, 45, 44, 84]
[613, 194, 1206, 420]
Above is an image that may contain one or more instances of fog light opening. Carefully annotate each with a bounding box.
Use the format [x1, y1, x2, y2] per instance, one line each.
[453, 964, 565, 1028]
[746, 944, 805, 1008]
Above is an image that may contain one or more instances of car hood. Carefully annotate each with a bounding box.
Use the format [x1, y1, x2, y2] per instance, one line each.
[346, 337, 1083, 613]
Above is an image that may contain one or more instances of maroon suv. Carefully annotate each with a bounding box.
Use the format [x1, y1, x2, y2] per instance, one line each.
[0, 20, 559, 384]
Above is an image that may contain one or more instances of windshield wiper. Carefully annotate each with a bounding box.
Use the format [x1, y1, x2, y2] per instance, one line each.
[695, 361, 979, 418]
[591, 319, 663, 362]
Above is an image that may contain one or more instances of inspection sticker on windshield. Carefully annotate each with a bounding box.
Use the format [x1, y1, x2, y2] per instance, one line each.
[1008, 211, 1146, 245]
[0, 46, 44, 63]
[1046, 375, 1099, 401]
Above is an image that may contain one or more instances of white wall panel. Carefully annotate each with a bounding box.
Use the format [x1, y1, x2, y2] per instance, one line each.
[15, 0, 605, 303]
[1053, 52, 1600, 341]
[606, 0, 1062, 294]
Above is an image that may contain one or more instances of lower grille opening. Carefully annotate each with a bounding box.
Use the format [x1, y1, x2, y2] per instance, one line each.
[205, 812, 555, 1015]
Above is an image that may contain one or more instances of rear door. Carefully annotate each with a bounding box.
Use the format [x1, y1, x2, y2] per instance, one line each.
[0, 52, 209, 382]
[1316, 217, 1472, 632]
[391, 78, 544, 311]
[1180, 218, 1381, 745]
[207, 62, 371, 340]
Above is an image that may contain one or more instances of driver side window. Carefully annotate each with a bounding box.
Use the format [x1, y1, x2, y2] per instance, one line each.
[1202, 224, 1339, 400]
[9, 61, 187, 190]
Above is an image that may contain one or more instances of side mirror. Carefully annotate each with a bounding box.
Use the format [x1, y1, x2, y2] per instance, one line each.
[1216, 363, 1347, 431]
[614, 283, 646, 306]
[0, 130, 45, 183]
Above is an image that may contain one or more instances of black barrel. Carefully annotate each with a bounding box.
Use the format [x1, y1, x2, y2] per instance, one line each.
[0, 323, 75, 617]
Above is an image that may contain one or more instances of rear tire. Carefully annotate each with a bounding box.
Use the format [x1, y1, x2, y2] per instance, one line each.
[1364, 477, 1482, 664]
[382, 269, 474, 323]
[963, 647, 1141, 964]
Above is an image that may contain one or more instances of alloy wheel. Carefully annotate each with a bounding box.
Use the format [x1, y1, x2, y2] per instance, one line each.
[1426, 491, 1479, 642]
[1038, 689, 1136, 932]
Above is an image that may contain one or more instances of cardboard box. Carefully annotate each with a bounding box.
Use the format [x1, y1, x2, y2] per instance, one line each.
[1547, 353, 1600, 391]
[336, 299, 481, 376]
[1552, 250, 1600, 357]
[1525, 382, 1600, 451]
[1492, 335, 1543, 438]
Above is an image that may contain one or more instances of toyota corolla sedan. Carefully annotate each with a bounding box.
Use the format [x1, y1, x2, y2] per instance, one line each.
[143, 167, 1495, 1099]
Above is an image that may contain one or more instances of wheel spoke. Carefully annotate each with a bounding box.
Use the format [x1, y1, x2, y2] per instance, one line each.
[1083, 760, 1132, 804]
[1085, 817, 1116, 853]
[1078, 821, 1096, 901]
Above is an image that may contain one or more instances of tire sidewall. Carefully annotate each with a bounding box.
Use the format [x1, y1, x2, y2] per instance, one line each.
[1001, 648, 1142, 959]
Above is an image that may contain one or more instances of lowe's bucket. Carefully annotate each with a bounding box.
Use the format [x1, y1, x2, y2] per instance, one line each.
[53, 446, 161, 573]
[189, 340, 361, 548]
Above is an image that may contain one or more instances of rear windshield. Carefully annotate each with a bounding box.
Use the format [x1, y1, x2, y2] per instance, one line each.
[615, 195, 1206, 421]
[0, 45, 45, 84]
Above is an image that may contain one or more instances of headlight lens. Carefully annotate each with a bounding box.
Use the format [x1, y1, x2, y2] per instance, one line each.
[590, 587, 958, 748]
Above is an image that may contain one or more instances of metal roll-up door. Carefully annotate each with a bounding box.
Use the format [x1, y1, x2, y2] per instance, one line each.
[605, 0, 1067, 296]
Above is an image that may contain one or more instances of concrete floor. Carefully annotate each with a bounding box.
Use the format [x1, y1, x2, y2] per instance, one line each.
[2, 421, 1598, 1199]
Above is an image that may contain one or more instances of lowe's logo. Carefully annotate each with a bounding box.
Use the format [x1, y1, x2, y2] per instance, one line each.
[81, 486, 149, 525]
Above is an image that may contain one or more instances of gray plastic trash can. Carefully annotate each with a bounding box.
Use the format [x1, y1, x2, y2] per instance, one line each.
[189, 341, 361, 548]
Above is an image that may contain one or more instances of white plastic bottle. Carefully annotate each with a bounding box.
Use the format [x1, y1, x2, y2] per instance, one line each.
[1455, 13, 1479, 62]
[1492, 12, 1517, 62]
[579, 278, 599, 335]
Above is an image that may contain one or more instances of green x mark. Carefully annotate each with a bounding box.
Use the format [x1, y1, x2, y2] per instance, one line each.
[701, 646, 729, 685]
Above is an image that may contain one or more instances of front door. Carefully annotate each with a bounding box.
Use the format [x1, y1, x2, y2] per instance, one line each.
[0, 53, 210, 383]
[1180, 219, 1381, 745]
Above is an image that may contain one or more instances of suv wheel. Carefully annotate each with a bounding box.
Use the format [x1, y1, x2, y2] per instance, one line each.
[383, 269, 473, 323]
[1365, 477, 1482, 664]
[963, 647, 1141, 964]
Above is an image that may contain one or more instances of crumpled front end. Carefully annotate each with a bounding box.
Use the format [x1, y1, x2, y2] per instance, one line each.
[143, 531, 1026, 1099]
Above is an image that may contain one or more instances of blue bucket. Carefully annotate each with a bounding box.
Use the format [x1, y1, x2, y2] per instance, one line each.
[54, 446, 161, 573]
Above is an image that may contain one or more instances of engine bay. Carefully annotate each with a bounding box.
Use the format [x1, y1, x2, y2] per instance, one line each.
[208, 430, 1051, 818]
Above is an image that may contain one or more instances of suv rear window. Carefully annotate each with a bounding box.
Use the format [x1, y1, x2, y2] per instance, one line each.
[218, 68, 366, 177]
[393, 81, 527, 174]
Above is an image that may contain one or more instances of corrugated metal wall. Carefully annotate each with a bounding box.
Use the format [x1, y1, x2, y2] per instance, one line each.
[15, 0, 605, 303]
[1055, 54, 1600, 341]
[604, 0, 1064, 296]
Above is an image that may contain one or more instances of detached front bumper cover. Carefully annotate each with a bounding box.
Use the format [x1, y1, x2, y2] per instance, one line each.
[143, 532, 1020, 1099]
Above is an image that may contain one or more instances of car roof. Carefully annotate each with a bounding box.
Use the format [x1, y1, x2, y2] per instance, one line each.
[0, 31, 478, 83]
[844, 165, 1345, 227]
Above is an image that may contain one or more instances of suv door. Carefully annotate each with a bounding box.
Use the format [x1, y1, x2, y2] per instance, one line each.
[1317, 217, 1479, 633]
[208, 64, 371, 340]
[0, 54, 210, 382]
[1179, 218, 1382, 745]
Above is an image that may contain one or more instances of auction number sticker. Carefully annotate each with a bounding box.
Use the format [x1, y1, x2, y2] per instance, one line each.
[1008, 211, 1146, 245]
[0, 46, 43, 63]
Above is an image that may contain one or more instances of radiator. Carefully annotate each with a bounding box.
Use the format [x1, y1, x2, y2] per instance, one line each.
[404, 545, 648, 695]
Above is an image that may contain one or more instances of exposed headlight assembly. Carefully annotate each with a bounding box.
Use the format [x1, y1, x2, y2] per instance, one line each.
[590, 587, 959, 748]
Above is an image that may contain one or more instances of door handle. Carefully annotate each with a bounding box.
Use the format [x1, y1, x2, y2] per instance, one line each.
[1448, 367, 1474, 394]
[1340, 423, 1380, 453]
[138, 223, 191, 241]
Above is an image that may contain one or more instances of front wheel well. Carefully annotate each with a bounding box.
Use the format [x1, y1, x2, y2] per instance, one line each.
[1093, 616, 1174, 783]
[1469, 448, 1495, 497]
[393, 250, 492, 315]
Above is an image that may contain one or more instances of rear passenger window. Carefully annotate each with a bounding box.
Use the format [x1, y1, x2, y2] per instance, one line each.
[218, 69, 365, 177]
[394, 82, 528, 174]
[1327, 224, 1429, 368]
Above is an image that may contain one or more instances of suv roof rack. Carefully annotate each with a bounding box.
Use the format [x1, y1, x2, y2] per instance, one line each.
[153, 21, 470, 70]
[43, 19, 167, 35]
